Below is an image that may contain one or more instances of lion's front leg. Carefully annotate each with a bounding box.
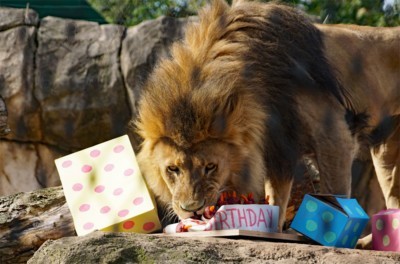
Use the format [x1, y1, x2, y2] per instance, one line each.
[357, 120, 400, 250]
[264, 176, 293, 232]
[370, 119, 400, 210]
[312, 113, 357, 197]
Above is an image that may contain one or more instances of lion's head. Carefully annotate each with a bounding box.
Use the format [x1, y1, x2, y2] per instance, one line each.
[142, 136, 246, 220]
[134, 58, 266, 221]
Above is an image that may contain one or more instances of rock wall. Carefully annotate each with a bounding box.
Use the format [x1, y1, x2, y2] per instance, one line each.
[0, 7, 190, 196]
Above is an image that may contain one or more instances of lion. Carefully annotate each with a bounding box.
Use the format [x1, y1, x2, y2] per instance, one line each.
[134, 0, 400, 244]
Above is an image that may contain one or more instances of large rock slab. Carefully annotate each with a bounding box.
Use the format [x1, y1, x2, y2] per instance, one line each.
[35, 144, 65, 188]
[0, 24, 40, 141]
[0, 95, 10, 136]
[0, 185, 393, 264]
[35, 17, 130, 151]
[28, 231, 400, 263]
[0, 141, 41, 195]
[0, 141, 64, 196]
[0, 8, 38, 142]
[0, 186, 74, 264]
[121, 16, 192, 118]
[0, 7, 38, 31]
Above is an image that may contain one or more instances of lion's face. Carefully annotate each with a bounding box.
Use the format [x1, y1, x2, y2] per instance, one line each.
[151, 138, 238, 219]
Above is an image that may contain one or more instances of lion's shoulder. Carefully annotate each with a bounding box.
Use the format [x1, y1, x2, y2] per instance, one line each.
[316, 24, 400, 41]
[317, 23, 400, 128]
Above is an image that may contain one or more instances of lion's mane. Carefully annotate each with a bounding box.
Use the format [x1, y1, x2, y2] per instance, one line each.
[135, 0, 350, 221]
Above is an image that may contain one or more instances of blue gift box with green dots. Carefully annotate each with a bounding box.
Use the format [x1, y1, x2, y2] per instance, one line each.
[290, 194, 369, 248]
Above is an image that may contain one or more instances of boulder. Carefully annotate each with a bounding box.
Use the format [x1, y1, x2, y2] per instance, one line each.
[0, 186, 74, 264]
[0, 95, 10, 136]
[29, 231, 400, 264]
[121, 16, 191, 116]
[0, 23, 40, 141]
[0, 141, 64, 196]
[0, 186, 396, 264]
[0, 7, 38, 31]
[0, 8, 195, 198]
[0, 141, 41, 195]
[35, 17, 130, 151]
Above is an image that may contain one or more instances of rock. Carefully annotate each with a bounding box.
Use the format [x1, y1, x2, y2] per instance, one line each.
[0, 10, 37, 139]
[35, 144, 65, 188]
[0, 141, 65, 196]
[121, 16, 190, 114]
[0, 7, 38, 31]
[0, 24, 40, 141]
[28, 231, 400, 264]
[121, 16, 192, 117]
[0, 9, 195, 197]
[0, 186, 396, 264]
[0, 141, 41, 195]
[0, 186, 75, 264]
[35, 17, 130, 151]
[0, 95, 10, 136]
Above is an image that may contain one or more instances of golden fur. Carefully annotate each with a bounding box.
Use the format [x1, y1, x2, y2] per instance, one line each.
[134, 0, 400, 237]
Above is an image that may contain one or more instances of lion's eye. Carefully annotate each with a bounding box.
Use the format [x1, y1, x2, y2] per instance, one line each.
[205, 163, 217, 174]
[167, 165, 180, 174]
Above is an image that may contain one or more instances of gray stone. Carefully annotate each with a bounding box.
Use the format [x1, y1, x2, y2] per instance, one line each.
[0, 141, 64, 197]
[35, 144, 65, 188]
[121, 16, 193, 119]
[0, 7, 38, 31]
[28, 231, 400, 263]
[0, 95, 10, 136]
[0, 141, 41, 196]
[0, 10, 195, 197]
[0, 25, 40, 141]
[35, 17, 130, 151]
[0, 186, 74, 264]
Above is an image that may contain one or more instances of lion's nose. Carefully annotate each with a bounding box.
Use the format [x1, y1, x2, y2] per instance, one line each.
[180, 199, 205, 212]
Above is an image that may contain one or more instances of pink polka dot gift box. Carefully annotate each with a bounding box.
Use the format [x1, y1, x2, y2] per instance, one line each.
[290, 194, 369, 248]
[55, 135, 161, 236]
[372, 209, 400, 252]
